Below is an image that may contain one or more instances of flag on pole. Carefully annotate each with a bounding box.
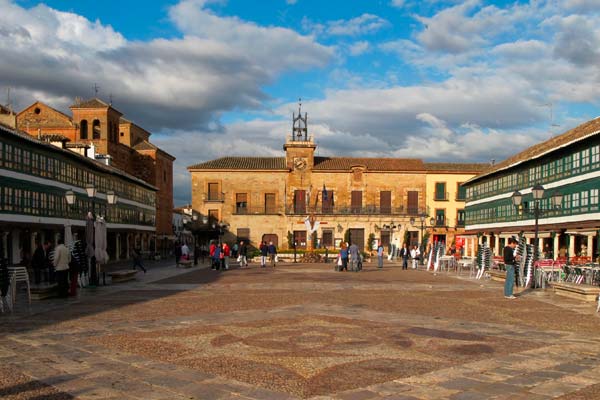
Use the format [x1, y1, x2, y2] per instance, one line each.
[322, 184, 328, 201]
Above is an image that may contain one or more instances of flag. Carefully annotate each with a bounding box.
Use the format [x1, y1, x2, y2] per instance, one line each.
[331, 191, 334, 206]
[322, 184, 328, 201]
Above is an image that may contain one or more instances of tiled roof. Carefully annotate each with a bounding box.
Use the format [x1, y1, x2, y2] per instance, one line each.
[188, 157, 287, 170]
[0, 123, 156, 191]
[70, 97, 110, 109]
[424, 162, 490, 173]
[133, 140, 157, 151]
[313, 157, 424, 171]
[41, 134, 70, 142]
[468, 116, 600, 183]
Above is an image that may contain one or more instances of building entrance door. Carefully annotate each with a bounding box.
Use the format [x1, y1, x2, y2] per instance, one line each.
[349, 228, 365, 250]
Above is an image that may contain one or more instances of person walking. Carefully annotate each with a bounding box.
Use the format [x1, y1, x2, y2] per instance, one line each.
[219, 244, 225, 270]
[267, 241, 277, 268]
[377, 242, 384, 269]
[239, 240, 248, 268]
[340, 243, 349, 271]
[349, 242, 359, 272]
[259, 241, 268, 268]
[132, 247, 147, 273]
[400, 243, 409, 270]
[209, 241, 216, 268]
[213, 244, 222, 271]
[31, 241, 46, 285]
[410, 246, 419, 269]
[53, 238, 70, 298]
[503, 238, 518, 299]
[222, 242, 230, 269]
[181, 242, 190, 260]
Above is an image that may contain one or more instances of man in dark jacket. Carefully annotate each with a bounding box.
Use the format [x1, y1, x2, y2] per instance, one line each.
[503, 238, 518, 299]
[400, 243, 410, 270]
[31, 241, 46, 284]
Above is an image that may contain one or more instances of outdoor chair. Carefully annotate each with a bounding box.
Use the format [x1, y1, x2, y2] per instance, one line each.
[8, 266, 31, 306]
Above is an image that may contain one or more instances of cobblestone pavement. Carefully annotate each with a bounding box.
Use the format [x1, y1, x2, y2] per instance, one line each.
[1, 260, 599, 399]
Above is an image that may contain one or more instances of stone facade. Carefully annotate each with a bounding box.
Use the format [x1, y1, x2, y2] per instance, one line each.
[15, 98, 175, 252]
[189, 115, 487, 253]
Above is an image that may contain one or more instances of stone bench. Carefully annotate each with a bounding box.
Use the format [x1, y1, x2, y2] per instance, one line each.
[551, 282, 600, 302]
[177, 259, 192, 268]
[107, 270, 138, 283]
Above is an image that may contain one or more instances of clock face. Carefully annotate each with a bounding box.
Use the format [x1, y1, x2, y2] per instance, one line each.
[294, 158, 307, 170]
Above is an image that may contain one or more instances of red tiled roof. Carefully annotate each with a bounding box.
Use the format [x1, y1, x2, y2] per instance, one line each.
[313, 157, 424, 171]
[70, 97, 110, 108]
[468, 116, 600, 183]
[188, 157, 287, 170]
[424, 162, 490, 173]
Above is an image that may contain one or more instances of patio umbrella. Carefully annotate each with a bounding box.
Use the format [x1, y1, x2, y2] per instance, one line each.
[85, 212, 95, 258]
[94, 217, 109, 264]
[64, 222, 73, 249]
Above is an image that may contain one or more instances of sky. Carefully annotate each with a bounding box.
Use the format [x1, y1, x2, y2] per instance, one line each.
[2, 0, 600, 206]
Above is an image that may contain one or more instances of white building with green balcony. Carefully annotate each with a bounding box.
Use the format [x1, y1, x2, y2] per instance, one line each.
[463, 116, 600, 261]
[0, 123, 157, 265]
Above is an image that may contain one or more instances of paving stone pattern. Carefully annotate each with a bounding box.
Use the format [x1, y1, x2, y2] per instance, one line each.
[1, 261, 599, 399]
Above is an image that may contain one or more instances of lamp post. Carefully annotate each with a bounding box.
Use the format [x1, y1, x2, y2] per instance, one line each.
[511, 184, 563, 265]
[382, 221, 398, 259]
[411, 214, 430, 264]
[85, 184, 99, 286]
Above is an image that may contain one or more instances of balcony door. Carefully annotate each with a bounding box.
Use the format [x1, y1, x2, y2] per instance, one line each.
[294, 190, 306, 214]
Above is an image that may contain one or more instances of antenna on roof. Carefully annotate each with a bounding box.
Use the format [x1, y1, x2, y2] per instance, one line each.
[490, 159, 495, 166]
[109, 93, 113, 106]
[93, 83, 100, 97]
[539, 102, 560, 137]
[5, 87, 11, 112]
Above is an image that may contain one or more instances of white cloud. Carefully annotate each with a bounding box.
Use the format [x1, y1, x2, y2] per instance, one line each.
[303, 13, 390, 37]
[0, 0, 333, 131]
[348, 41, 370, 56]
[390, 0, 405, 8]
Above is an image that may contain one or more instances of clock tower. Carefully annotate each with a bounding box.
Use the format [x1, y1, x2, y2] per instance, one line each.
[284, 99, 316, 172]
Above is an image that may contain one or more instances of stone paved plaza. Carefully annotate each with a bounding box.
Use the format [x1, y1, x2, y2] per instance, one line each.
[1, 261, 600, 400]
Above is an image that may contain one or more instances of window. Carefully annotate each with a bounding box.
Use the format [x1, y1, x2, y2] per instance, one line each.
[163, 170, 167, 183]
[294, 190, 306, 214]
[379, 191, 391, 214]
[236, 193, 248, 214]
[581, 191, 589, 208]
[322, 230, 333, 247]
[322, 189, 334, 213]
[591, 189, 598, 205]
[265, 193, 276, 214]
[456, 209, 465, 226]
[572, 193, 580, 209]
[80, 120, 88, 139]
[573, 152, 580, 171]
[294, 230, 307, 249]
[207, 182, 220, 201]
[456, 183, 466, 201]
[92, 119, 101, 139]
[407, 191, 418, 214]
[208, 209, 219, 221]
[435, 182, 446, 200]
[351, 191, 362, 213]
[581, 149, 590, 169]
[237, 228, 250, 242]
[592, 145, 599, 165]
[435, 209, 445, 226]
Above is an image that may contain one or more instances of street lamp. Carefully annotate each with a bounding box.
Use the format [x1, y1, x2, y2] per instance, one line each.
[512, 185, 563, 265]
[411, 214, 430, 263]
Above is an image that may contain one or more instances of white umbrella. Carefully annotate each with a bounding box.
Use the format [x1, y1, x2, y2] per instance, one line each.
[94, 217, 109, 264]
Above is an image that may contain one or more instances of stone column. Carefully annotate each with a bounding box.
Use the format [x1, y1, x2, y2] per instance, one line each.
[126, 234, 130, 259]
[553, 234, 559, 261]
[587, 234, 594, 258]
[30, 231, 37, 255]
[494, 235, 500, 256]
[10, 229, 21, 265]
[116, 234, 121, 260]
[568, 234, 576, 259]
[471, 237, 476, 257]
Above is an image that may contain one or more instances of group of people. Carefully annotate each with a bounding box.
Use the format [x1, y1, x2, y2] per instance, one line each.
[259, 241, 278, 268]
[337, 242, 362, 271]
[208, 241, 231, 270]
[31, 238, 83, 298]
[397, 243, 421, 270]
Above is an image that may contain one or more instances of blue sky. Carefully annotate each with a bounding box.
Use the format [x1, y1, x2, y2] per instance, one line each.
[3, 0, 600, 205]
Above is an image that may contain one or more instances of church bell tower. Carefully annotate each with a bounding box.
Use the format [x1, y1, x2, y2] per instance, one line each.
[284, 99, 316, 172]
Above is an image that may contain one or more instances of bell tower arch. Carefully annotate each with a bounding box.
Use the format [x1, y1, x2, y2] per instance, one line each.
[284, 99, 316, 171]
